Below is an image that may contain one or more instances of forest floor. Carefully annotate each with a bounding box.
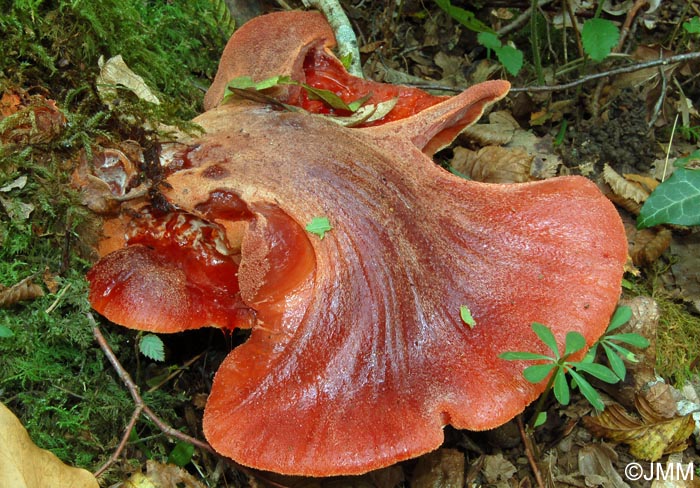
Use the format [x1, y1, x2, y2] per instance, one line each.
[1, 0, 700, 487]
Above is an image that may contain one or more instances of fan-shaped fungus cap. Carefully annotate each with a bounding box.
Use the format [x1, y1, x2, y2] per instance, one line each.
[87, 11, 627, 477]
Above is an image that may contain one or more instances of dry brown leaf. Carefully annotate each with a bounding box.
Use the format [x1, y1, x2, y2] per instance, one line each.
[480, 453, 516, 485]
[124, 460, 206, 488]
[451, 146, 532, 183]
[603, 164, 650, 204]
[0, 402, 98, 488]
[0, 276, 44, 308]
[578, 443, 630, 488]
[630, 227, 672, 266]
[624, 173, 659, 193]
[0, 90, 66, 145]
[583, 401, 694, 461]
[412, 449, 465, 488]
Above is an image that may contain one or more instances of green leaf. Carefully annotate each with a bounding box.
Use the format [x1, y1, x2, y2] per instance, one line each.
[434, 0, 494, 33]
[604, 341, 639, 362]
[477, 32, 501, 51]
[139, 333, 165, 362]
[553, 369, 570, 405]
[602, 343, 627, 380]
[0, 325, 14, 338]
[305, 216, 333, 239]
[459, 305, 476, 328]
[225, 74, 291, 91]
[494, 45, 523, 76]
[674, 149, 700, 168]
[499, 351, 553, 361]
[568, 369, 605, 411]
[606, 333, 650, 348]
[582, 18, 620, 62]
[533, 411, 547, 428]
[531, 322, 560, 358]
[168, 441, 194, 467]
[637, 168, 700, 228]
[607, 305, 632, 332]
[302, 85, 371, 112]
[523, 363, 556, 383]
[683, 17, 700, 34]
[564, 331, 586, 356]
[573, 362, 619, 384]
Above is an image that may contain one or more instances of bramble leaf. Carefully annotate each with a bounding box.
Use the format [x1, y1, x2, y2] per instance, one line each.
[139, 334, 165, 362]
[582, 18, 619, 61]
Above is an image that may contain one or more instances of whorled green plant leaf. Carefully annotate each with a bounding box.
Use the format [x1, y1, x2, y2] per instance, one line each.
[564, 331, 586, 356]
[568, 369, 605, 411]
[574, 362, 620, 384]
[607, 305, 632, 332]
[582, 18, 620, 62]
[531, 322, 560, 358]
[139, 333, 165, 362]
[637, 168, 700, 228]
[523, 363, 556, 383]
[499, 351, 553, 361]
[603, 342, 628, 380]
[553, 369, 570, 405]
[606, 333, 650, 349]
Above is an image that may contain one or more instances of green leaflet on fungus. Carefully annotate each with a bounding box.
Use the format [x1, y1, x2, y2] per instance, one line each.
[637, 152, 700, 228]
[305, 216, 333, 239]
[223, 75, 371, 113]
[139, 333, 165, 362]
[459, 305, 476, 328]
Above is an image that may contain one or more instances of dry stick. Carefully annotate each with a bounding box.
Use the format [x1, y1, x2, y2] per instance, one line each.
[616, 0, 650, 53]
[517, 415, 546, 488]
[497, 0, 555, 37]
[91, 318, 215, 478]
[509, 51, 700, 93]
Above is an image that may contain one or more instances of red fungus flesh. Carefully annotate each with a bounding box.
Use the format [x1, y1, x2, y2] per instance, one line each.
[87, 10, 628, 477]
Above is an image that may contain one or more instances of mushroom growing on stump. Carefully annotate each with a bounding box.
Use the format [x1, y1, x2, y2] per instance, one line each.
[87, 11, 627, 477]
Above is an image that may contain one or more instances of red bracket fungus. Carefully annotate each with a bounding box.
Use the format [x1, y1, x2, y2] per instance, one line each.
[87, 11, 627, 477]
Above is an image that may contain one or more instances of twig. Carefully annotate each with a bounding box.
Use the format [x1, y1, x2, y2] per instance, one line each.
[302, 0, 364, 78]
[509, 51, 700, 93]
[517, 415, 546, 488]
[90, 316, 215, 478]
[497, 0, 555, 37]
[616, 0, 649, 53]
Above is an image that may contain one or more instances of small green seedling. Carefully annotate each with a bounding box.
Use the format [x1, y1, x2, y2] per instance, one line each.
[582, 305, 650, 381]
[477, 32, 524, 76]
[500, 305, 650, 421]
[581, 18, 620, 62]
[500, 324, 619, 412]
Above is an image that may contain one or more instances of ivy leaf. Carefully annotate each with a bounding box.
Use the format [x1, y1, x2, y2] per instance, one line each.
[459, 305, 476, 328]
[582, 18, 620, 61]
[305, 216, 333, 239]
[637, 168, 700, 228]
[139, 333, 165, 362]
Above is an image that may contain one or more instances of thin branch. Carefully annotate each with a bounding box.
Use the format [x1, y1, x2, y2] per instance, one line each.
[497, 0, 555, 37]
[302, 0, 364, 78]
[509, 51, 700, 93]
[90, 317, 215, 478]
[517, 415, 546, 488]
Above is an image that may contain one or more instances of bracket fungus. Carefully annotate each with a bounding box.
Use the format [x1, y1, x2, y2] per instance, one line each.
[87, 11, 627, 477]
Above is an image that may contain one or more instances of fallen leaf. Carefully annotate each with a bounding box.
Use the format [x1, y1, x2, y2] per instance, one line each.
[481, 452, 516, 485]
[578, 443, 630, 488]
[603, 164, 650, 205]
[670, 232, 700, 313]
[583, 399, 694, 461]
[630, 227, 672, 266]
[0, 402, 98, 488]
[123, 460, 205, 488]
[451, 146, 532, 183]
[97, 54, 160, 105]
[0, 276, 44, 308]
[0, 175, 27, 192]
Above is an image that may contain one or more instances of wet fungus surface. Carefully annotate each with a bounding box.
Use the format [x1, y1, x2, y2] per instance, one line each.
[87, 10, 627, 477]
